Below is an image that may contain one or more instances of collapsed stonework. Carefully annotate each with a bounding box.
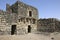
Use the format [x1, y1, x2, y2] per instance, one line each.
[0, 1, 38, 35]
[38, 18, 60, 32]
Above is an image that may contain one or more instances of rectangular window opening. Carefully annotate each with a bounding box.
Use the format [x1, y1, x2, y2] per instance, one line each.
[29, 11, 32, 17]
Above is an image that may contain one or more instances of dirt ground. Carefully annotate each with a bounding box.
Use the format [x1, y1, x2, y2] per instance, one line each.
[0, 32, 60, 40]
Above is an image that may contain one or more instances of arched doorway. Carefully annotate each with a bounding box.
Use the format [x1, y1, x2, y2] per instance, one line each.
[28, 25, 31, 33]
[11, 25, 16, 35]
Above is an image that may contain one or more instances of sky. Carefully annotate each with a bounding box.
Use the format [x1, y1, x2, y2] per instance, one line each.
[0, 0, 60, 19]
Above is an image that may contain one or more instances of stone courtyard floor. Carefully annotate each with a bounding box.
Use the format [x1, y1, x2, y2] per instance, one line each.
[0, 32, 60, 40]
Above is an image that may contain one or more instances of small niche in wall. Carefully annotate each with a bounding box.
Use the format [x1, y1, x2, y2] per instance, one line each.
[18, 19, 20, 22]
[33, 19, 35, 24]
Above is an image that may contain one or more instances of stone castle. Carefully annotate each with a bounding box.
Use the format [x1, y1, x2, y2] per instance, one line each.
[0, 1, 38, 35]
[0, 1, 60, 35]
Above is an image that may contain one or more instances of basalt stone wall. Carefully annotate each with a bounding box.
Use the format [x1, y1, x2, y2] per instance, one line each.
[0, 1, 38, 35]
[0, 10, 11, 35]
[37, 18, 60, 32]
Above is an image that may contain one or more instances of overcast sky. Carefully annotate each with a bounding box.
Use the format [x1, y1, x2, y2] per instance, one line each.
[0, 0, 60, 19]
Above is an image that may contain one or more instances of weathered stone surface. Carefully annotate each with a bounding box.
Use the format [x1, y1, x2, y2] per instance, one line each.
[38, 18, 60, 32]
[0, 1, 38, 35]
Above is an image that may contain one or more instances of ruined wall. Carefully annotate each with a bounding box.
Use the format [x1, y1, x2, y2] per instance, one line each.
[0, 10, 11, 35]
[16, 1, 38, 34]
[17, 1, 38, 19]
[17, 18, 37, 34]
[37, 18, 60, 32]
[0, 1, 38, 35]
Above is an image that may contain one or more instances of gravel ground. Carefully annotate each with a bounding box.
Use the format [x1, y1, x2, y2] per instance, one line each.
[0, 32, 60, 40]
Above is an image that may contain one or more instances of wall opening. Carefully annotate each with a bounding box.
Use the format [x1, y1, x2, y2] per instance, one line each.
[29, 11, 32, 17]
[11, 25, 16, 35]
[28, 25, 31, 33]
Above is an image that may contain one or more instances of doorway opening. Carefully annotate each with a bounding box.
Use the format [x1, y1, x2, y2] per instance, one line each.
[28, 25, 31, 33]
[11, 25, 16, 35]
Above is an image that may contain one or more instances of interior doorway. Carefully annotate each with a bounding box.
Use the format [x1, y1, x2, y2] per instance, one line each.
[28, 25, 31, 33]
[11, 25, 16, 35]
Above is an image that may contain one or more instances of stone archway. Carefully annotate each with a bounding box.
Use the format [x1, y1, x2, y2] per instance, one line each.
[28, 25, 31, 33]
[11, 25, 16, 35]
